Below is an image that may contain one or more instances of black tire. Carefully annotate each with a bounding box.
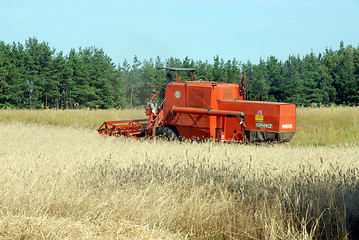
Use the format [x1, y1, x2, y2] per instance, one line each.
[155, 126, 179, 141]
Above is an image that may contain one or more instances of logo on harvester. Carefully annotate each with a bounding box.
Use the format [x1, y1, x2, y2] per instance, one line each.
[255, 110, 264, 122]
[175, 91, 181, 98]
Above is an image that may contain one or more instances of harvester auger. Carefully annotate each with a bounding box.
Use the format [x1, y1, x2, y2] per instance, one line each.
[97, 67, 296, 143]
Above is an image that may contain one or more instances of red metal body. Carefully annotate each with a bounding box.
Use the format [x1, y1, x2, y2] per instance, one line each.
[98, 68, 296, 143]
[97, 119, 147, 138]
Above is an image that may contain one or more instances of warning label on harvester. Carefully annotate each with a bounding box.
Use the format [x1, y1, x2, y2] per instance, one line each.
[255, 110, 263, 122]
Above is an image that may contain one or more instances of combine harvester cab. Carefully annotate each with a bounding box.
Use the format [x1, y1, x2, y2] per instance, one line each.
[98, 67, 296, 143]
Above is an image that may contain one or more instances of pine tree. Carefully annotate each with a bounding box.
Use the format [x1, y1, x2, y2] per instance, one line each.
[212, 55, 225, 82]
[0, 42, 6, 106]
[121, 56, 143, 107]
[266, 56, 284, 102]
[88, 47, 116, 108]
[0, 42, 27, 108]
[246, 59, 269, 101]
[300, 52, 322, 106]
[48, 51, 72, 108]
[141, 58, 158, 104]
[324, 42, 358, 105]
[224, 58, 241, 83]
[119, 59, 131, 107]
[282, 55, 305, 105]
[24, 37, 55, 108]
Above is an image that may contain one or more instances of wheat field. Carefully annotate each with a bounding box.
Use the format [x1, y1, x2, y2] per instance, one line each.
[1, 119, 359, 239]
[0, 106, 358, 146]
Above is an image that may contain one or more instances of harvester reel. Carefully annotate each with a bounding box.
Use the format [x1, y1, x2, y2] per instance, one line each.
[155, 126, 179, 141]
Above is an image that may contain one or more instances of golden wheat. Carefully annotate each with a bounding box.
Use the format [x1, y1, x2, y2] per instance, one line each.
[1, 122, 358, 239]
[0, 106, 358, 146]
[0, 108, 145, 130]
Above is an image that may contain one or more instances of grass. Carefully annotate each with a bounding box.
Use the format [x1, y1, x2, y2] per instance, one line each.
[292, 106, 359, 146]
[0, 122, 359, 239]
[0, 108, 145, 130]
[0, 106, 358, 146]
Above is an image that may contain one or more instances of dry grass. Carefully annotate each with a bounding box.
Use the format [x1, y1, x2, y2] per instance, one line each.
[1, 122, 358, 239]
[0, 108, 145, 130]
[0, 106, 357, 146]
[293, 106, 359, 146]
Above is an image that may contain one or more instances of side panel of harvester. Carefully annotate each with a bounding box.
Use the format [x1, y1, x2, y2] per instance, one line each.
[163, 82, 211, 139]
[162, 82, 245, 141]
[218, 100, 296, 142]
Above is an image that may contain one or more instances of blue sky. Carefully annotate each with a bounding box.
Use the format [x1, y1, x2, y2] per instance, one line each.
[1, 0, 358, 65]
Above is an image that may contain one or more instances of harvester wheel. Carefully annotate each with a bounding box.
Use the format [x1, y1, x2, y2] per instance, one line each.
[155, 126, 179, 141]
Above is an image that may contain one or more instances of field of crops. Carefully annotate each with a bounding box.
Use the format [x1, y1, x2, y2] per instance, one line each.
[0, 107, 358, 239]
[0, 106, 358, 146]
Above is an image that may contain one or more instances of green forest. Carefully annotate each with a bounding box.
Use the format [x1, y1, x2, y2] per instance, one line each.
[0, 37, 358, 109]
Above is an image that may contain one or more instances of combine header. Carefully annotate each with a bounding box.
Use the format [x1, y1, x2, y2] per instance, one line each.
[98, 67, 296, 143]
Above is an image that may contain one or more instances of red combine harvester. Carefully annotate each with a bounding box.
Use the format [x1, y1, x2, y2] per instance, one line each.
[98, 67, 296, 143]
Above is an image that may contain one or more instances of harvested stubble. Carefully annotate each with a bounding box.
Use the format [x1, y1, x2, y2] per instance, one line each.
[0, 122, 359, 239]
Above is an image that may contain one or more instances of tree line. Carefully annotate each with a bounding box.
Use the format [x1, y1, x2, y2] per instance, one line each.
[0, 37, 358, 109]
